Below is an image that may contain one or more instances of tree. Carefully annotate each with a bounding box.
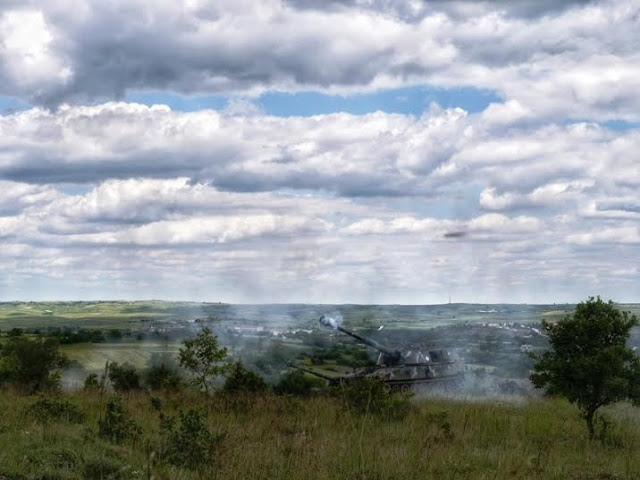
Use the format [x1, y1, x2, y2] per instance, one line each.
[222, 361, 268, 394]
[530, 297, 640, 440]
[0, 335, 67, 393]
[178, 328, 229, 393]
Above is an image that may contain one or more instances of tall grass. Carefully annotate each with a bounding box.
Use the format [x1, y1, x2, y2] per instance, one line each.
[0, 390, 637, 479]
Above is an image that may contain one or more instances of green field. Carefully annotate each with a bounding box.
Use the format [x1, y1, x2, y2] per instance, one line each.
[61, 342, 182, 370]
[0, 301, 205, 330]
[0, 390, 638, 479]
[0, 301, 583, 330]
[4, 300, 639, 331]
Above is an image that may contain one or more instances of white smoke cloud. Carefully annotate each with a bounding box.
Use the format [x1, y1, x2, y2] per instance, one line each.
[319, 315, 340, 329]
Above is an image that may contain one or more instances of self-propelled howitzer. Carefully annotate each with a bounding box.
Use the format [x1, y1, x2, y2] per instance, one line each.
[298, 316, 464, 391]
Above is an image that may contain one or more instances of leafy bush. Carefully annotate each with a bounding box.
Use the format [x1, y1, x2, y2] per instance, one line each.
[82, 456, 128, 479]
[162, 408, 225, 470]
[222, 361, 268, 394]
[107, 329, 123, 340]
[8, 328, 23, 337]
[98, 397, 141, 443]
[10, 445, 79, 478]
[336, 378, 413, 420]
[145, 362, 182, 391]
[83, 373, 100, 390]
[29, 395, 85, 424]
[59, 328, 106, 344]
[107, 363, 141, 392]
[0, 336, 67, 393]
[273, 370, 325, 396]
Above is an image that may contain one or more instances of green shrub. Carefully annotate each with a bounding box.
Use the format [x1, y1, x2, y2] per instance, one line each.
[82, 456, 128, 479]
[274, 370, 324, 396]
[162, 408, 225, 470]
[145, 362, 182, 391]
[29, 395, 85, 424]
[107, 363, 140, 392]
[107, 329, 123, 340]
[83, 373, 100, 391]
[0, 336, 67, 393]
[222, 361, 269, 394]
[98, 397, 141, 443]
[336, 378, 413, 420]
[13, 445, 79, 477]
[8, 328, 23, 337]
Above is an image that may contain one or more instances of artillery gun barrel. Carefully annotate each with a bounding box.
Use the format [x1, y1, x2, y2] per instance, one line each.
[319, 315, 403, 364]
[288, 363, 333, 381]
[336, 325, 401, 360]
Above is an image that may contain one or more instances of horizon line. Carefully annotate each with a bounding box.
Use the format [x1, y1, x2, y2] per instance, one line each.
[2, 299, 638, 306]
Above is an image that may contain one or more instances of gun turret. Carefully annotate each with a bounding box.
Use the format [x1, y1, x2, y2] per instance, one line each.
[319, 316, 403, 366]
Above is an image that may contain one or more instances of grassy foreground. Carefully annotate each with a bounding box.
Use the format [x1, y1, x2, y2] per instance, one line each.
[0, 390, 638, 480]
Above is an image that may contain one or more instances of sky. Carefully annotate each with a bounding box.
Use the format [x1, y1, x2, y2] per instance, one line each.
[0, 0, 639, 304]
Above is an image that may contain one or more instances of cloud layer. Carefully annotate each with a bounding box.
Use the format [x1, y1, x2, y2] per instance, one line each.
[0, 0, 639, 120]
[0, 0, 638, 302]
[1, 103, 638, 302]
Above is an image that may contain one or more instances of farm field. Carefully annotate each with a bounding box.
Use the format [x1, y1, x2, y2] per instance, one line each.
[4, 301, 638, 331]
[0, 301, 587, 330]
[5, 301, 640, 331]
[61, 342, 181, 370]
[0, 301, 206, 330]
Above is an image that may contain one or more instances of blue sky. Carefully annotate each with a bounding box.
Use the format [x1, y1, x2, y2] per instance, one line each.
[0, 0, 639, 303]
[4, 86, 500, 118]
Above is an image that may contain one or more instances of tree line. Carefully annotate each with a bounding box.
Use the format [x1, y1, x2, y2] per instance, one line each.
[0, 326, 322, 397]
